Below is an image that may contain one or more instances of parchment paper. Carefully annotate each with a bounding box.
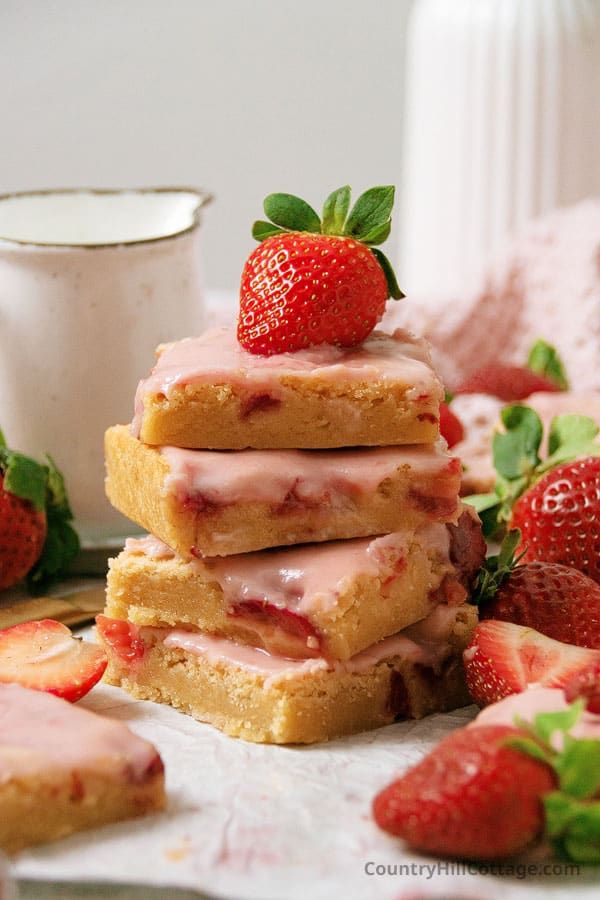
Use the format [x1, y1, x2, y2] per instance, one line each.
[11, 678, 599, 900]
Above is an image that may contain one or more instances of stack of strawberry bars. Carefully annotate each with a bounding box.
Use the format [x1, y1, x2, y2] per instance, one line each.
[98, 325, 485, 743]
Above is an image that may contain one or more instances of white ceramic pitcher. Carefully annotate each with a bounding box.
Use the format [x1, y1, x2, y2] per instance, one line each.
[0, 187, 211, 543]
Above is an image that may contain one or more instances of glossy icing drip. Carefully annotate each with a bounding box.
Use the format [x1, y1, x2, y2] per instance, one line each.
[160, 440, 459, 508]
[132, 326, 443, 432]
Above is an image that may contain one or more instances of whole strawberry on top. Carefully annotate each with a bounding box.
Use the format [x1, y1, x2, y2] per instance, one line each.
[0, 429, 79, 591]
[238, 185, 403, 355]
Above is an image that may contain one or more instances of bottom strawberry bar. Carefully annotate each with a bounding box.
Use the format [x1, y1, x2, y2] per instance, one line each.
[0, 683, 165, 854]
[98, 603, 477, 744]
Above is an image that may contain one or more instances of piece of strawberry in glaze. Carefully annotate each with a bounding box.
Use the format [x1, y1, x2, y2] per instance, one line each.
[227, 600, 322, 659]
[439, 402, 464, 448]
[96, 615, 146, 664]
[0, 619, 107, 702]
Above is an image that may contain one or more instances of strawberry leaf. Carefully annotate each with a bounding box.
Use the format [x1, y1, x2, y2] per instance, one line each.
[555, 740, 600, 799]
[1, 451, 47, 511]
[548, 415, 599, 455]
[463, 491, 499, 514]
[471, 528, 522, 604]
[506, 734, 555, 767]
[322, 185, 351, 235]
[45, 454, 73, 519]
[252, 220, 286, 242]
[27, 508, 79, 592]
[527, 339, 569, 390]
[263, 194, 321, 233]
[531, 700, 585, 746]
[344, 186, 395, 240]
[493, 405, 543, 480]
[545, 793, 600, 862]
[0, 428, 6, 450]
[27, 454, 79, 591]
[371, 249, 404, 300]
[360, 219, 392, 246]
[538, 414, 600, 473]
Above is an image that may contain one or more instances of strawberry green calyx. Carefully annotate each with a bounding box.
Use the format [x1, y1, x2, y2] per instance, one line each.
[471, 528, 524, 606]
[527, 339, 569, 390]
[251, 185, 404, 301]
[508, 701, 600, 862]
[0, 430, 79, 591]
[465, 405, 600, 539]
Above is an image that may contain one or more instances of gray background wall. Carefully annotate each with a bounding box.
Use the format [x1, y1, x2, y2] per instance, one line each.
[0, 0, 413, 291]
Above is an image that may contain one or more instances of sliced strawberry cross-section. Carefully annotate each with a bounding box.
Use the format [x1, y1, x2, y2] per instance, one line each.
[0, 618, 107, 702]
[464, 619, 600, 707]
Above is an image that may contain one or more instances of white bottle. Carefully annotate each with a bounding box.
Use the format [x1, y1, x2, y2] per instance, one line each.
[399, 0, 600, 295]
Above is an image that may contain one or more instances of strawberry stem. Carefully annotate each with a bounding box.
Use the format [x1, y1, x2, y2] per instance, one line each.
[251, 185, 404, 302]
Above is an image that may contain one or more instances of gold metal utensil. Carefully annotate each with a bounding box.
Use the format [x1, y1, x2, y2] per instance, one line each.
[0, 587, 106, 630]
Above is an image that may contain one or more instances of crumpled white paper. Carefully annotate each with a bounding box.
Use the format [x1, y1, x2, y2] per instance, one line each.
[11, 679, 597, 900]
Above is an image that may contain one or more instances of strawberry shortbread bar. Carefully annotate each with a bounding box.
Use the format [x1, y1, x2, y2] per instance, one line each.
[105, 425, 462, 557]
[104, 507, 484, 662]
[97, 603, 476, 744]
[0, 683, 165, 853]
[131, 326, 443, 449]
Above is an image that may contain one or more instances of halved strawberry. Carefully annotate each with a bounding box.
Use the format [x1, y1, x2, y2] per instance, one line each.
[563, 663, 600, 714]
[227, 600, 322, 659]
[0, 619, 107, 702]
[464, 620, 600, 707]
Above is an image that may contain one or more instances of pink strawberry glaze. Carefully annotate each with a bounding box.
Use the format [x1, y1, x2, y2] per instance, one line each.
[160, 441, 460, 510]
[470, 686, 600, 743]
[161, 602, 461, 688]
[126, 522, 452, 616]
[125, 535, 173, 559]
[0, 683, 162, 782]
[132, 326, 442, 434]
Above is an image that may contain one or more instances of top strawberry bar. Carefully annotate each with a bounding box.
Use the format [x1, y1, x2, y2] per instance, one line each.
[132, 326, 443, 449]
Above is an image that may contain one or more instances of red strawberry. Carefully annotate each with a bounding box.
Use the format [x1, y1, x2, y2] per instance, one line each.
[238, 186, 403, 355]
[456, 364, 561, 401]
[480, 561, 600, 648]
[0, 432, 79, 591]
[0, 474, 46, 590]
[373, 724, 555, 859]
[464, 620, 600, 707]
[510, 457, 600, 583]
[0, 619, 107, 702]
[96, 615, 146, 663]
[439, 401, 464, 448]
[227, 600, 321, 659]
